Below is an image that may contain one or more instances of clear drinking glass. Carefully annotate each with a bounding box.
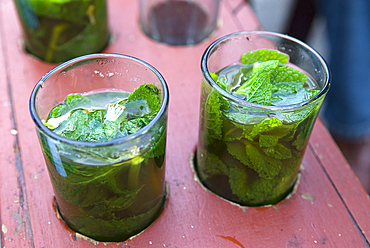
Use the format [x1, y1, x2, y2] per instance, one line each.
[29, 54, 169, 242]
[196, 31, 330, 206]
[14, 0, 110, 63]
[139, 0, 220, 45]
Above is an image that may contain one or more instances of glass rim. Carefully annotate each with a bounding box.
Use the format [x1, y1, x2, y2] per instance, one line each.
[201, 30, 331, 111]
[29, 53, 169, 147]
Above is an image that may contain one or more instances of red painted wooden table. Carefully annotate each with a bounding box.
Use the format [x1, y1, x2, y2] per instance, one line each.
[1, 0, 370, 247]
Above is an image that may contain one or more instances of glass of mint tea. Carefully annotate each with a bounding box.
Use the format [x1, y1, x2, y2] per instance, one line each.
[196, 31, 330, 206]
[29, 54, 169, 242]
[14, 0, 109, 63]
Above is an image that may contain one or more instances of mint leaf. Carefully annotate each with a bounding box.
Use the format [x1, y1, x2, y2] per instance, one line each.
[224, 116, 287, 142]
[49, 104, 67, 118]
[262, 143, 292, 159]
[53, 109, 89, 140]
[292, 105, 320, 151]
[228, 166, 281, 205]
[80, 186, 144, 218]
[270, 66, 308, 84]
[259, 134, 279, 148]
[252, 60, 279, 74]
[270, 66, 308, 96]
[241, 49, 289, 64]
[65, 94, 88, 107]
[235, 60, 278, 94]
[197, 149, 230, 180]
[48, 94, 90, 119]
[234, 60, 282, 105]
[209, 72, 218, 81]
[303, 89, 320, 101]
[272, 81, 304, 94]
[228, 167, 249, 201]
[245, 72, 272, 105]
[227, 141, 251, 166]
[68, 197, 164, 242]
[46, 156, 133, 208]
[126, 84, 161, 117]
[30, 0, 93, 23]
[244, 142, 282, 179]
[120, 117, 152, 135]
[144, 125, 167, 168]
[292, 131, 309, 151]
[227, 140, 281, 179]
[249, 117, 283, 139]
[203, 88, 228, 142]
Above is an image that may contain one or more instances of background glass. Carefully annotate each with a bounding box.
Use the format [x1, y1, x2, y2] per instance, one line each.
[196, 31, 330, 206]
[29, 53, 169, 242]
[14, 0, 110, 63]
[139, 0, 220, 45]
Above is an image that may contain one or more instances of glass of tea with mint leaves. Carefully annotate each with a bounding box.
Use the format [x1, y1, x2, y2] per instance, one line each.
[29, 54, 169, 242]
[196, 31, 330, 206]
[14, 0, 109, 63]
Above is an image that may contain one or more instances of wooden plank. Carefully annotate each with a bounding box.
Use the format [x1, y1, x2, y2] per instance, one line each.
[309, 119, 370, 243]
[0, 5, 35, 246]
[0, 0, 368, 247]
[0, 1, 81, 247]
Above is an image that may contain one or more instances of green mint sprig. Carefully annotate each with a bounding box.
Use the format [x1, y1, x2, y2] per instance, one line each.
[241, 48, 289, 64]
[45, 84, 161, 142]
[233, 49, 315, 105]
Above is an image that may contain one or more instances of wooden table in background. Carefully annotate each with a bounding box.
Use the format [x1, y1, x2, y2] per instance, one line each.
[0, 0, 369, 247]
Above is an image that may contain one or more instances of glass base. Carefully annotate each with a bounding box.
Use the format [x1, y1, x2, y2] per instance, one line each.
[190, 151, 300, 207]
[53, 182, 169, 243]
